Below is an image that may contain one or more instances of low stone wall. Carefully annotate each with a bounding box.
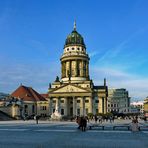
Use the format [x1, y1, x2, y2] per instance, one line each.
[0, 106, 12, 117]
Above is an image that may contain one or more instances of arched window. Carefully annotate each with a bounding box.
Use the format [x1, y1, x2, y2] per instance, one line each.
[61, 109, 64, 115]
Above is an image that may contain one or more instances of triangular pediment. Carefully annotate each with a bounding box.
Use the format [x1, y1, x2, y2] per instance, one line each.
[52, 84, 90, 93]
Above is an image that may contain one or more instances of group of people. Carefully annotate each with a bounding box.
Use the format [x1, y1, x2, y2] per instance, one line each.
[76, 116, 87, 131]
[94, 115, 114, 123]
[131, 116, 139, 132]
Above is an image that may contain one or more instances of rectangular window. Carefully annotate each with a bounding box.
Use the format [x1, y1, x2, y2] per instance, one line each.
[53, 100, 56, 103]
[85, 108, 88, 114]
[108, 104, 110, 107]
[85, 100, 89, 103]
[96, 109, 98, 113]
[114, 104, 116, 107]
[77, 109, 80, 115]
[61, 109, 64, 115]
[61, 100, 64, 103]
[77, 100, 80, 103]
[41, 106, 47, 110]
[44, 106, 46, 110]
[95, 100, 99, 103]
[32, 105, 35, 113]
[24, 105, 28, 114]
[111, 104, 113, 107]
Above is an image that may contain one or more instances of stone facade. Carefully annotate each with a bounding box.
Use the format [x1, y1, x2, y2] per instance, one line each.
[144, 98, 148, 117]
[10, 85, 49, 118]
[48, 22, 108, 117]
[107, 88, 130, 113]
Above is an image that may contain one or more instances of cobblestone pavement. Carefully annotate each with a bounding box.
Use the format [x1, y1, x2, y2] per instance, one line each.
[0, 120, 147, 148]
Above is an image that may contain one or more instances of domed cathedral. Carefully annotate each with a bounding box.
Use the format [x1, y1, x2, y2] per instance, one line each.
[61, 21, 89, 83]
[48, 22, 108, 117]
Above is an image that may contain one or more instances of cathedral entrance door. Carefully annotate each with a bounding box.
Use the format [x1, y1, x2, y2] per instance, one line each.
[70, 107, 73, 116]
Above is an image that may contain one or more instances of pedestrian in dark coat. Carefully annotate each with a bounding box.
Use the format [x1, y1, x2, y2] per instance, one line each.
[76, 116, 82, 129]
[81, 117, 87, 131]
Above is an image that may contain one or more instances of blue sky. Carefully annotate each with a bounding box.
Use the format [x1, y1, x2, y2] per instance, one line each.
[0, 0, 148, 101]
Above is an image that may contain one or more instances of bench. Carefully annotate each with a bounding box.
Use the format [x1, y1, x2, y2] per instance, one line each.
[89, 124, 104, 130]
[139, 126, 148, 131]
[113, 125, 130, 130]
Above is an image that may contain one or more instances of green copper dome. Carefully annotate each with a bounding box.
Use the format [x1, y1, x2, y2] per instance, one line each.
[64, 22, 86, 48]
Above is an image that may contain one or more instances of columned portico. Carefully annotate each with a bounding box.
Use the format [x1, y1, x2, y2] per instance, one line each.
[64, 98, 68, 115]
[73, 97, 76, 116]
[49, 98, 53, 114]
[89, 97, 93, 113]
[82, 97, 85, 116]
[56, 98, 59, 112]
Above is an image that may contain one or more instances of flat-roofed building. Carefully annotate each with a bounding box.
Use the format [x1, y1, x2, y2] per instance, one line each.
[107, 88, 130, 113]
[144, 97, 148, 117]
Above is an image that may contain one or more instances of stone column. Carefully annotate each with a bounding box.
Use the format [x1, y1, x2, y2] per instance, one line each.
[61, 62, 63, 78]
[66, 61, 70, 77]
[49, 98, 53, 114]
[99, 97, 103, 113]
[80, 61, 83, 77]
[71, 60, 75, 76]
[104, 97, 107, 114]
[73, 97, 76, 116]
[69, 61, 71, 77]
[62, 62, 66, 78]
[102, 97, 104, 114]
[64, 98, 68, 116]
[75, 60, 78, 77]
[89, 97, 93, 113]
[56, 98, 59, 112]
[83, 61, 86, 77]
[82, 97, 85, 116]
[86, 62, 89, 78]
[81, 60, 84, 77]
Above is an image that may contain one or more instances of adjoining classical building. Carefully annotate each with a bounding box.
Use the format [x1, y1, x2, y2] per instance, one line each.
[11, 85, 49, 118]
[48, 22, 108, 117]
[144, 97, 148, 117]
[107, 88, 130, 113]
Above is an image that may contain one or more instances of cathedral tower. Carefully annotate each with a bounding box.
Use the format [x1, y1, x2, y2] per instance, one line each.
[60, 21, 90, 83]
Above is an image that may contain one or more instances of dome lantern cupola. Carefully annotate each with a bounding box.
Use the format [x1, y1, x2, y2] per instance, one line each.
[64, 21, 86, 48]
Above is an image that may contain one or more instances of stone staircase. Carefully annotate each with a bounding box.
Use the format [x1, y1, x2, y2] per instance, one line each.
[0, 111, 15, 121]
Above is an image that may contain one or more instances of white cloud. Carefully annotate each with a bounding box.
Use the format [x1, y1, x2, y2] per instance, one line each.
[0, 61, 147, 101]
[0, 62, 60, 93]
[89, 51, 99, 57]
[90, 66, 148, 100]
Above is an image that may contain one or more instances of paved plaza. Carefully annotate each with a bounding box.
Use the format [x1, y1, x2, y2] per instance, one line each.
[0, 119, 147, 148]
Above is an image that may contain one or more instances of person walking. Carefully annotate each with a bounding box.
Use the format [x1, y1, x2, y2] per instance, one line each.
[94, 115, 98, 123]
[34, 115, 39, 124]
[81, 117, 87, 132]
[76, 116, 82, 129]
[131, 117, 139, 132]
